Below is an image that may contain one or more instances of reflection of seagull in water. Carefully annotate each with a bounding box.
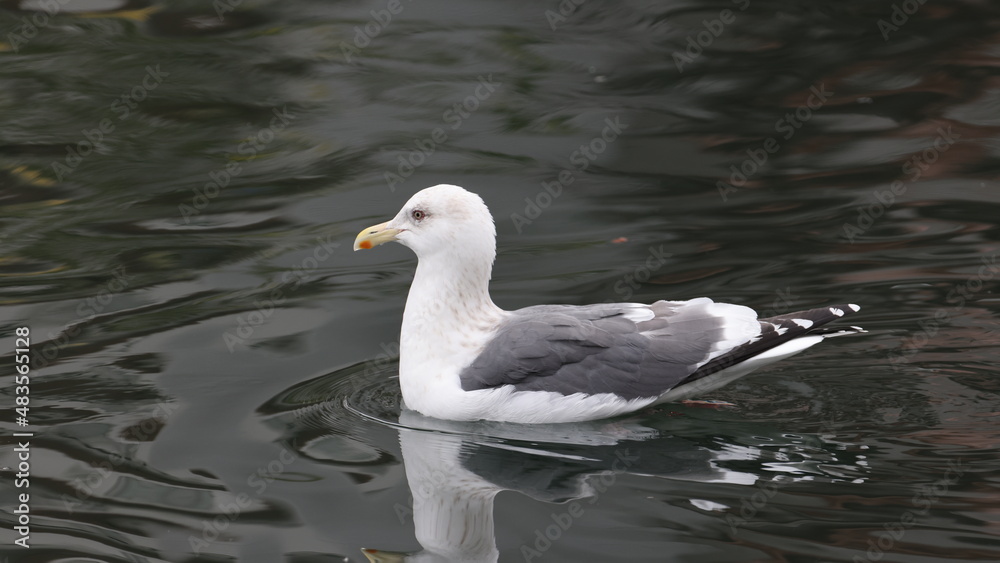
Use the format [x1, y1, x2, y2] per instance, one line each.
[361, 414, 654, 562]
[360, 411, 866, 563]
[360, 413, 657, 563]
[354, 184, 865, 423]
[364, 423, 503, 563]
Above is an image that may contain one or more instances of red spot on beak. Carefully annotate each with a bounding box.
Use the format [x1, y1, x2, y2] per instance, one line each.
[359, 240, 372, 249]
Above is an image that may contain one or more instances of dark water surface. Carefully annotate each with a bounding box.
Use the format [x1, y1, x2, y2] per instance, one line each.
[2, 0, 1000, 561]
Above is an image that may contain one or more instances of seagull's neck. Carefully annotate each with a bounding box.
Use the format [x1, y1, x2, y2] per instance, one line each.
[403, 252, 503, 333]
[398, 251, 505, 395]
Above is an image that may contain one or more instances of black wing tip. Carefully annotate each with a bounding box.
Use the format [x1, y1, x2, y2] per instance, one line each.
[762, 303, 861, 322]
[677, 302, 865, 387]
[763, 302, 865, 337]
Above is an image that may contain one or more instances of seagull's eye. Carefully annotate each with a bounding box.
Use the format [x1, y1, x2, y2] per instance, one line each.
[411, 209, 426, 221]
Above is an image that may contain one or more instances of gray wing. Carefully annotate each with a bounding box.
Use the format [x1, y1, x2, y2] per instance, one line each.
[459, 297, 762, 400]
[460, 299, 862, 400]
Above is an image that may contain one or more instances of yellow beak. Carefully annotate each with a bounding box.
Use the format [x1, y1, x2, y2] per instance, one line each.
[354, 221, 401, 251]
[361, 548, 408, 563]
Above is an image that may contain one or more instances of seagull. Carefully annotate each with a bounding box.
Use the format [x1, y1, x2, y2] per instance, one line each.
[354, 184, 864, 423]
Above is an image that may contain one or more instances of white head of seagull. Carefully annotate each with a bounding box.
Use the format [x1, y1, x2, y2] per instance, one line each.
[355, 184, 864, 423]
[355, 184, 497, 263]
[354, 183, 501, 315]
